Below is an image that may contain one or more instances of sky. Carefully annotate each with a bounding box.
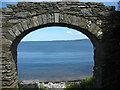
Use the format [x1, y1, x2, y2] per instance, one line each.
[22, 27, 88, 41]
[1, 0, 119, 41]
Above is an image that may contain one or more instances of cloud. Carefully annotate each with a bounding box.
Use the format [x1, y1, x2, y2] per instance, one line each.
[77, 32, 82, 35]
[66, 31, 74, 35]
[66, 31, 83, 35]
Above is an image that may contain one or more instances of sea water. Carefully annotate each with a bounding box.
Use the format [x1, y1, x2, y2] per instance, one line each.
[17, 40, 94, 81]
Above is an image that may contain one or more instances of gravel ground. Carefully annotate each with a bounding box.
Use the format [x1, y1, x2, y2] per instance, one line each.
[19, 79, 82, 89]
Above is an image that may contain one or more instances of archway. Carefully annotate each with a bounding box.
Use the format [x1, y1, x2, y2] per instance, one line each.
[2, 19, 101, 88]
[1, 2, 108, 88]
[17, 26, 94, 82]
[8, 21, 100, 88]
[2, 2, 120, 88]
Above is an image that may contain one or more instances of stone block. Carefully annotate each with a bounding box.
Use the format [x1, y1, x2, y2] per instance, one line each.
[26, 19, 34, 29]
[8, 28, 16, 38]
[12, 26, 21, 36]
[71, 15, 78, 26]
[2, 80, 14, 86]
[96, 20, 102, 26]
[8, 19, 23, 24]
[63, 14, 72, 24]
[1, 27, 13, 33]
[42, 14, 47, 24]
[47, 14, 54, 23]
[15, 12, 30, 18]
[92, 28, 100, 35]
[2, 8, 13, 13]
[88, 23, 98, 32]
[54, 13, 60, 23]
[97, 12, 110, 16]
[31, 16, 39, 26]
[96, 30, 103, 38]
[0, 38, 12, 48]
[88, 23, 101, 36]
[16, 23, 24, 32]
[81, 8, 92, 16]
[20, 20, 29, 31]
[3, 32, 15, 41]
[0, 52, 12, 58]
[78, 17, 87, 28]
[37, 15, 43, 25]
[5, 65, 12, 70]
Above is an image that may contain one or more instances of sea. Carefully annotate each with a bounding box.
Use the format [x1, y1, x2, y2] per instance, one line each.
[17, 39, 94, 82]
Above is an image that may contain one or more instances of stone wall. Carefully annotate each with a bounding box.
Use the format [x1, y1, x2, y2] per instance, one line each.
[0, 2, 120, 88]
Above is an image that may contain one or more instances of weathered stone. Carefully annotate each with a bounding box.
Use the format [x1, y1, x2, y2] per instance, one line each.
[8, 28, 16, 38]
[12, 26, 21, 36]
[88, 23, 98, 32]
[81, 8, 92, 16]
[8, 19, 21, 24]
[15, 12, 30, 18]
[54, 13, 60, 23]
[71, 15, 78, 25]
[20, 20, 29, 30]
[106, 6, 115, 10]
[89, 17, 98, 20]
[2, 8, 13, 13]
[16, 23, 24, 32]
[78, 17, 87, 28]
[0, 38, 12, 48]
[47, 14, 54, 23]
[42, 14, 47, 24]
[0, 21, 2, 28]
[96, 20, 102, 26]
[1, 2, 120, 89]
[32, 16, 39, 26]
[63, 14, 72, 24]
[3, 32, 15, 41]
[96, 30, 103, 37]
[97, 12, 110, 16]
[37, 15, 43, 25]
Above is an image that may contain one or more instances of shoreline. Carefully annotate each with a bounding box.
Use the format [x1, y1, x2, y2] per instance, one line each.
[19, 79, 85, 89]
[19, 78, 85, 83]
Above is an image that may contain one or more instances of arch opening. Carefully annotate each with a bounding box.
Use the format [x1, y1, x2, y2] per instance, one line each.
[8, 22, 100, 88]
[17, 26, 94, 82]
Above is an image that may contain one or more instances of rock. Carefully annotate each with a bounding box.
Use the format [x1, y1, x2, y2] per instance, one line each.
[15, 12, 30, 18]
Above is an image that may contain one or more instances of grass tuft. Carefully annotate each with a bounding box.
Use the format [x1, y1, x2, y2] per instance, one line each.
[40, 84, 45, 90]
[64, 76, 93, 90]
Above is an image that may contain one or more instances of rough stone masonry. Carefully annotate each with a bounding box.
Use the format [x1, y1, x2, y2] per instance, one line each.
[0, 1, 120, 88]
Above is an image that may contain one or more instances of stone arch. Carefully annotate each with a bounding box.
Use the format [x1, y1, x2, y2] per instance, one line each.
[1, 2, 120, 88]
[3, 13, 102, 88]
[8, 13, 102, 47]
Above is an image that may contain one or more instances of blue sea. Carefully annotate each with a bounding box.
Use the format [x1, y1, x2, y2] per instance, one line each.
[17, 40, 94, 81]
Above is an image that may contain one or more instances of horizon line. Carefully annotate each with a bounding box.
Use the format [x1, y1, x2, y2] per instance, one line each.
[21, 38, 89, 42]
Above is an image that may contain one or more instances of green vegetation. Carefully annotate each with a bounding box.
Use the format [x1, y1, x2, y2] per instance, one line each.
[12, 85, 19, 90]
[65, 76, 93, 89]
[40, 84, 45, 90]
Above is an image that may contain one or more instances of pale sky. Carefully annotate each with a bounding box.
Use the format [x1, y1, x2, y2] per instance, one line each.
[1, 1, 119, 41]
[22, 27, 88, 41]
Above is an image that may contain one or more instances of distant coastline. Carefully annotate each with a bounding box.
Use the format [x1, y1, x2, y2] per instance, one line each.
[22, 39, 89, 42]
[52, 38, 89, 41]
